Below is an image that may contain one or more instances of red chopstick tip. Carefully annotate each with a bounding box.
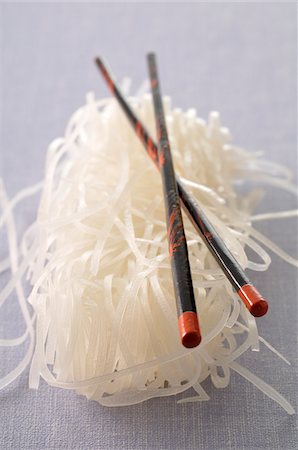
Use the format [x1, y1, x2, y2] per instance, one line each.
[238, 284, 269, 317]
[178, 312, 201, 348]
[250, 299, 269, 317]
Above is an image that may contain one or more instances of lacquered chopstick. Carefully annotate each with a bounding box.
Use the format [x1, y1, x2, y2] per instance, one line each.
[94, 56, 268, 318]
[147, 53, 201, 348]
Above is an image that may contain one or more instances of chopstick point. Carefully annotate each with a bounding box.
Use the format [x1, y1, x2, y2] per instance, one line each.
[238, 284, 269, 317]
[178, 312, 202, 348]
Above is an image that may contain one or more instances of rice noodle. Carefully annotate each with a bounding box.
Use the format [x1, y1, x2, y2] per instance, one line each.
[0, 92, 297, 413]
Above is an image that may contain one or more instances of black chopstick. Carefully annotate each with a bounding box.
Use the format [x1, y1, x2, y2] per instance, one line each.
[147, 53, 201, 348]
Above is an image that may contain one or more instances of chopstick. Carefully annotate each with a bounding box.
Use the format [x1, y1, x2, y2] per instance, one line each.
[147, 53, 201, 348]
[94, 56, 269, 318]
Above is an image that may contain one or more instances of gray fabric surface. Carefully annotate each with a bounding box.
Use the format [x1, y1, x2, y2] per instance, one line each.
[0, 2, 297, 449]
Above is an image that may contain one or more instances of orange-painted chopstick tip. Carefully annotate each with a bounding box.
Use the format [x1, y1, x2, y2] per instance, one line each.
[178, 311, 202, 348]
[238, 284, 269, 317]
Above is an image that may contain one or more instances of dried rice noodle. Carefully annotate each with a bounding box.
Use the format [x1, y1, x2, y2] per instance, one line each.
[0, 91, 297, 414]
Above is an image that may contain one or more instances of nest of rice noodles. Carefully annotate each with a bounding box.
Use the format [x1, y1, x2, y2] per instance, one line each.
[0, 89, 297, 412]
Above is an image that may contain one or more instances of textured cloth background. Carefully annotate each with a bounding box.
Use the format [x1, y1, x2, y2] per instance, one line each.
[0, 2, 297, 449]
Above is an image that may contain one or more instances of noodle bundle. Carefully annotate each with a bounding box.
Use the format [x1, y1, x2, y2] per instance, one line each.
[0, 91, 297, 412]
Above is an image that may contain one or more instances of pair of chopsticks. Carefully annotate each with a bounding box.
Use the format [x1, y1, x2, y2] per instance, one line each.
[95, 54, 269, 349]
